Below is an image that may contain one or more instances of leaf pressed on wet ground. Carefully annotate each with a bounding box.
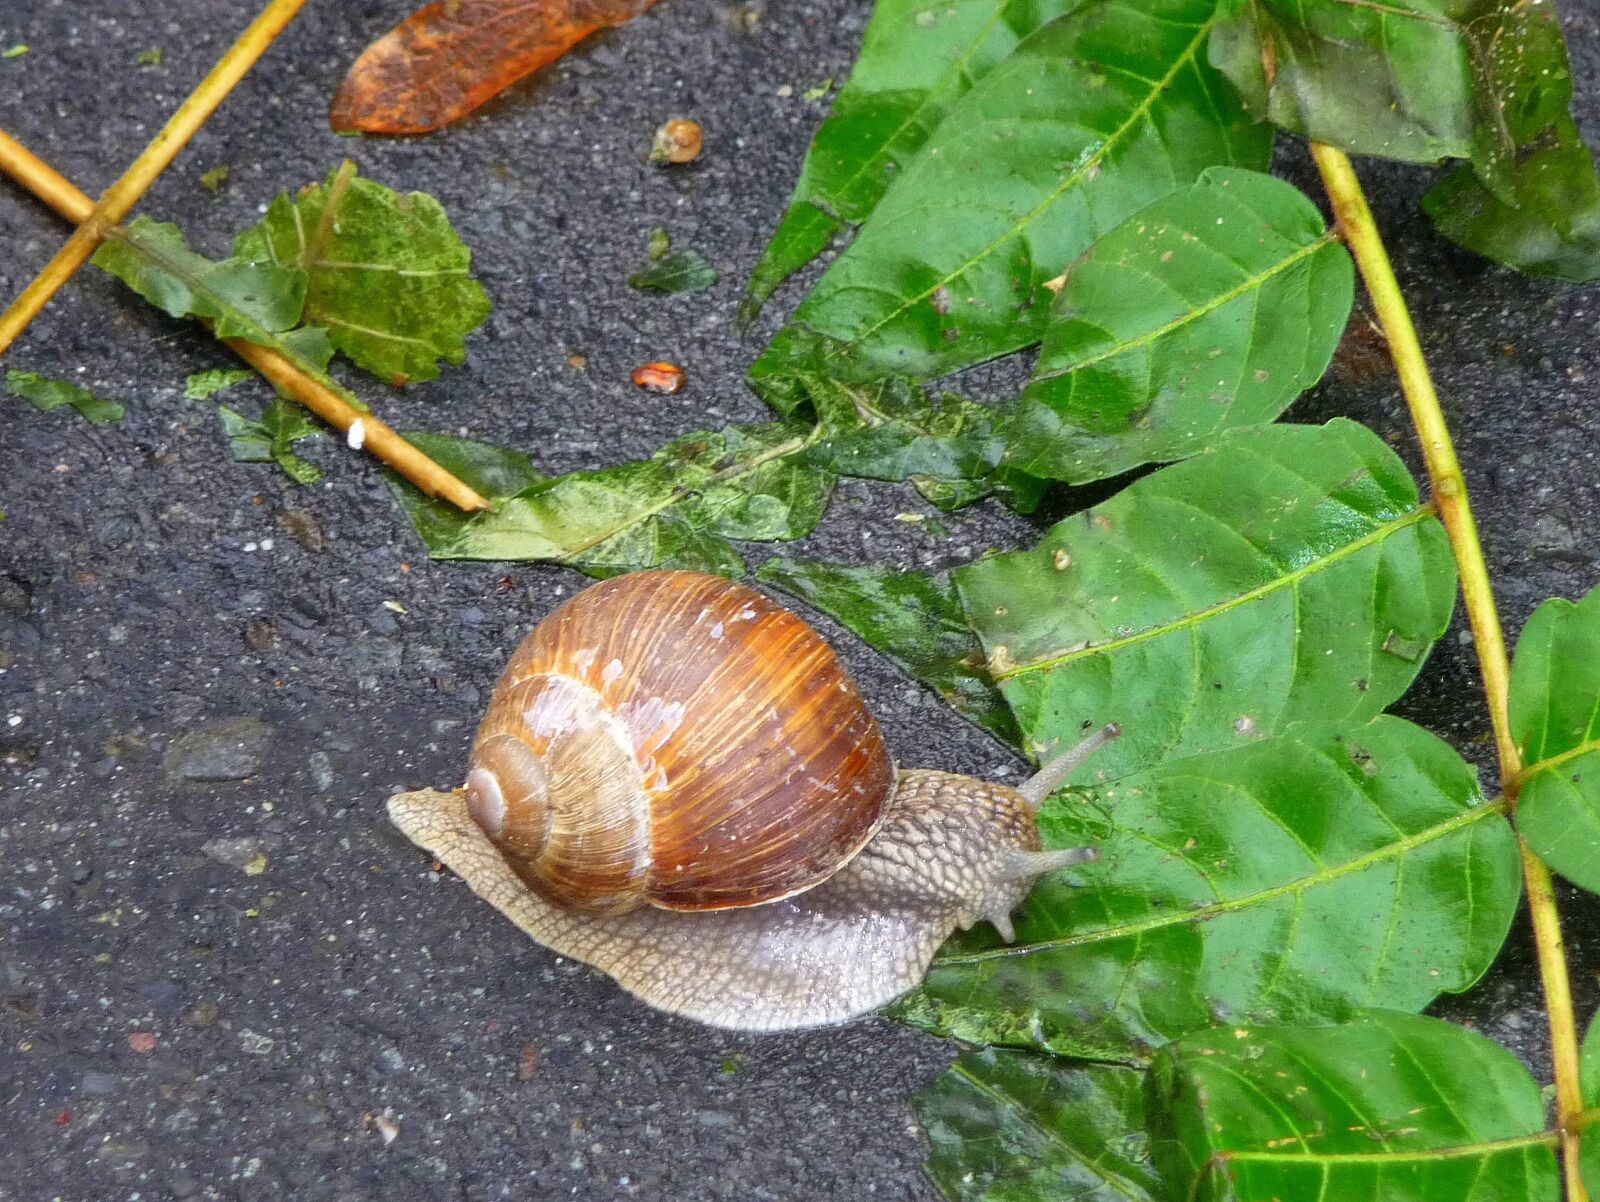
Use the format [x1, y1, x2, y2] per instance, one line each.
[1508, 582, 1600, 894]
[184, 368, 256, 401]
[1005, 168, 1353, 483]
[896, 717, 1519, 1060]
[741, 0, 1088, 325]
[331, 0, 661, 135]
[6, 370, 124, 424]
[916, 1049, 1159, 1202]
[1148, 1012, 1560, 1202]
[219, 399, 323, 484]
[628, 250, 718, 294]
[748, 0, 1271, 405]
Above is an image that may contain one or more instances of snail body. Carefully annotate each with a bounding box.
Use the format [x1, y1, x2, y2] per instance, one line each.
[388, 570, 1112, 1031]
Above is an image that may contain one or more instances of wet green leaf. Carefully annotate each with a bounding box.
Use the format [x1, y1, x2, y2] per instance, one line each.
[1149, 1012, 1559, 1202]
[756, 556, 1018, 743]
[628, 249, 718, 294]
[955, 420, 1456, 780]
[899, 718, 1518, 1059]
[199, 164, 231, 193]
[916, 1049, 1158, 1202]
[1209, 0, 1480, 163]
[749, 0, 1270, 404]
[218, 399, 323, 484]
[231, 164, 491, 384]
[1583, 1012, 1600, 1196]
[389, 432, 548, 553]
[1508, 583, 1600, 894]
[183, 368, 256, 401]
[1423, 0, 1600, 282]
[741, 0, 1087, 325]
[5, 370, 124, 425]
[1007, 168, 1352, 482]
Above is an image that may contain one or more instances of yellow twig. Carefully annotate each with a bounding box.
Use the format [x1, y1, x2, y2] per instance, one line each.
[0, 131, 489, 512]
[0, 0, 308, 355]
[1311, 141, 1588, 1202]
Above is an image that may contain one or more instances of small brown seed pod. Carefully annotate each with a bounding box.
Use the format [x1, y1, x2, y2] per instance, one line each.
[650, 118, 703, 164]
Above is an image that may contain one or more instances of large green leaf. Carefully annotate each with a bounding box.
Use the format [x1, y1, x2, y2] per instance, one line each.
[1508, 584, 1600, 894]
[955, 420, 1456, 778]
[231, 165, 491, 384]
[749, 0, 1271, 404]
[755, 556, 1019, 744]
[1005, 168, 1352, 482]
[896, 717, 1518, 1060]
[741, 0, 1087, 324]
[916, 1049, 1158, 1202]
[1208, 0, 1484, 164]
[1422, 0, 1600, 282]
[1148, 1011, 1560, 1202]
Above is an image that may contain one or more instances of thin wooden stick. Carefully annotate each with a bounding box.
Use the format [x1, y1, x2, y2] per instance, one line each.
[0, 131, 489, 511]
[0, 0, 308, 355]
[1312, 140, 1589, 1202]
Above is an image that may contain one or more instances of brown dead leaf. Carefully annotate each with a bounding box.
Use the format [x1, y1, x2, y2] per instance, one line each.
[332, 0, 661, 135]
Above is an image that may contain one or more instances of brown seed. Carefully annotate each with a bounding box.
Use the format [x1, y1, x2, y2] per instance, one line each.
[650, 118, 703, 164]
[632, 362, 686, 394]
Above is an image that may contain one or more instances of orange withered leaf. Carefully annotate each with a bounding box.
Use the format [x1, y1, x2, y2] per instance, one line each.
[331, 0, 661, 136]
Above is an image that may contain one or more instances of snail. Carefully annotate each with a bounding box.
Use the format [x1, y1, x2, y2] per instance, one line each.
[388, 570, 1116, 1031]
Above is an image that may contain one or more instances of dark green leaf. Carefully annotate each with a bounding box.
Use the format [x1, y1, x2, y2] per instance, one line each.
[899, 718, 1518, 1059]
[1508, 583, 1600, 894]
[955, 420, 1456, 779]
[749, 0, 1271, 404]
[916, 1049, 1158, 1202]
[629, 250, 718, 294]
[218, 399, 323, 484]
[389, 432, 548, 553]
[183, 368, 256, 401]
[6, 370, 124, 424]
[231, 165, 491, 384]
[741, 0, 1088, 324]
[756, 556, 1018, 743]
[1422, 0, 1600, 282]
[1007, 168, 1352, 482]
[1148, 1012, 1559, 1202]
[1209, 0, 1480, 163]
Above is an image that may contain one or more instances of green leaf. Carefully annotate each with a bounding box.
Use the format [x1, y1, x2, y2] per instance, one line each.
[389, 423, 832, 575]
[1209, 0, 1481, 163]
[628, 250, 719, 294]
[6, 370, 124, 425]
[1422, 0, 1600, 282]
[1582, 1012, 1600, 1197]
[183, 368, 256, 401]
[749, 0, 1271, 404]
[741, 0, 1089, 325]
[1007, 167, 1353, 482]
[231, 164, 491, 384]
[1148, 1012, 1559, 1202]
[1508, 583, 1600, 894]
[218, 399, 323, 484]
[389, 432, 548, 553]
[916, 1049, 1159, 1202]
[955, 420, 1456, 779]
[756, 556, 1019, 743]
[899, 717, 1518, 1059]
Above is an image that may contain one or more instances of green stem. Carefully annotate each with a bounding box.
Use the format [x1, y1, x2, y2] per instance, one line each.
[1311, 141, 1588, 1202]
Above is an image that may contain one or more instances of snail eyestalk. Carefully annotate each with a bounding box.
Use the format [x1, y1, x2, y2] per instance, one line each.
[1017, 722, 1121, 808]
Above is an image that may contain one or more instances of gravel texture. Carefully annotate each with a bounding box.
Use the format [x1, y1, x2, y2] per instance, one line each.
[1, 1, 1599, 1199]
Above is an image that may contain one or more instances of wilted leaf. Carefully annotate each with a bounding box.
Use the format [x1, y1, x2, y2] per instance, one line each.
[1508, 583, 1600, 894]
[741, 0, 1088, 324]
[218, 399, 323, 484]
[756, 556, 1018, 743]
[916, 1049, 1158, 1202]
[899, 718, 1518, 1059]
[1006, 168, 1352, 482]
[183, 368, 256, 401]
[331, 0, 660, 135]
[1148, 1012, 1559, 1202]
[629, 250, 718, 294]
[749, 0, 1271, 404]
[232, 164, 491, 384]
[6, 370, 124, 424]
[955, 420, 1456, 779]
[1423, 0, 1600, 282]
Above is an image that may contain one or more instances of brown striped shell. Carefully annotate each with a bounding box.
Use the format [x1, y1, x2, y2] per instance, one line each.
[464, 571, 895, 914]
